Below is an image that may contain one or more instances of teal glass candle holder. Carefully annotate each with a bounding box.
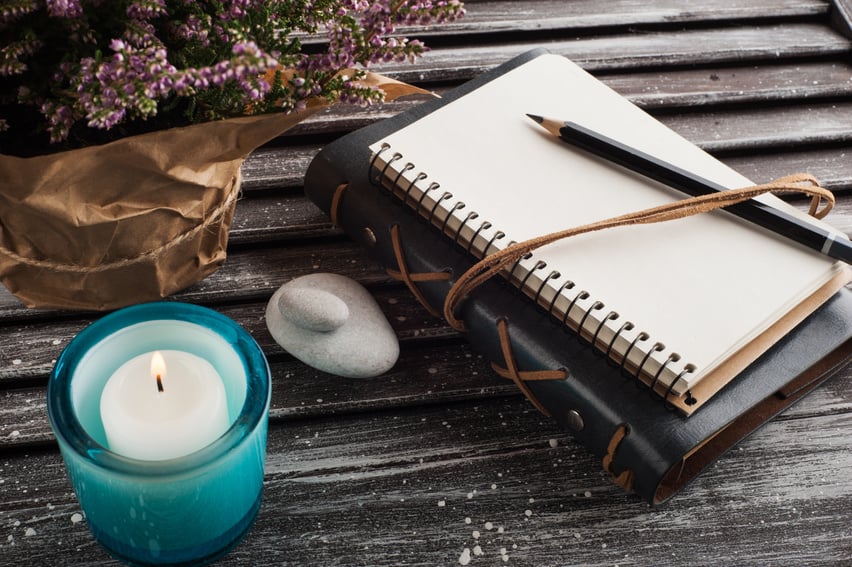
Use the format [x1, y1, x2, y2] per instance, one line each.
[47, 302, 271, 566]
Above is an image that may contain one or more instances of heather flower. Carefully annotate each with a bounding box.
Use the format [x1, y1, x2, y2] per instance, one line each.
[0, 0, 465, 155]
[1, 1, 37, 24]
[46, 0, 84, 18]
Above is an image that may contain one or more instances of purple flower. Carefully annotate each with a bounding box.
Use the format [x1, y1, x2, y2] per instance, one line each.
[45, 0, 83, 18]
[1, 1, 465, 144]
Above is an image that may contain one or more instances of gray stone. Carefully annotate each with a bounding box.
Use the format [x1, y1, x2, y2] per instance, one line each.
[277, 287, 349, 333]
[265, 273, 400, 378]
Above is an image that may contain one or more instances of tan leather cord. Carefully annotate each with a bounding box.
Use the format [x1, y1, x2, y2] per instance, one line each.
[330, 182, 349, 226]
[443, 174, 835, 331]
[491, 318, 567, 416]
[386, 224, 452, 317]
[603, 424, 636, 491]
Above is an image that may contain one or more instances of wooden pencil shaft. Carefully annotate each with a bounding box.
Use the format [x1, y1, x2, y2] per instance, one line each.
[528, 115, 852, 264]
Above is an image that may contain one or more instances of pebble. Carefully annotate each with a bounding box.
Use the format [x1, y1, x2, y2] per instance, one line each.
[266, 273, 399, 378]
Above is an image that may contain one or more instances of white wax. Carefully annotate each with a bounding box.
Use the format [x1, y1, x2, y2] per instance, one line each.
[99, 350, 231, 460]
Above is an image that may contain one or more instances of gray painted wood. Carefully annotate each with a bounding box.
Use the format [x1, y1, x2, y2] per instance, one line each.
[1, 3, 851, 566]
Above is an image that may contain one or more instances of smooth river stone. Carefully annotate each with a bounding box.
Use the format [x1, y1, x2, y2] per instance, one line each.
[265, 273, 400, 378]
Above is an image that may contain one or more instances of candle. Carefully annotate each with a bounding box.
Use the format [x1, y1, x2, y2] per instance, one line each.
[47, 302, 271, 566]
[100, 350, 231, 460]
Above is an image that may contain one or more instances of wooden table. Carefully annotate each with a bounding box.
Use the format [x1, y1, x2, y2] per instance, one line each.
[2, 1, 851, 565]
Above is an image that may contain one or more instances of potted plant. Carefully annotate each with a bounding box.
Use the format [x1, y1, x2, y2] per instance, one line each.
[0, 0, 463, 310]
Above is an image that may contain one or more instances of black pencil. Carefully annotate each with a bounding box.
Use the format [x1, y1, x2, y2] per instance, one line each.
[526, 114, 852, 264]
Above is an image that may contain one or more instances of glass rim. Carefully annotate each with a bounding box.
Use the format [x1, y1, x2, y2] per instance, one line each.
[47, 301, 271, 476]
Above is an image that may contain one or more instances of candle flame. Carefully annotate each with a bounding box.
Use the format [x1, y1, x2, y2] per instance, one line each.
[151, 351, 166, 392]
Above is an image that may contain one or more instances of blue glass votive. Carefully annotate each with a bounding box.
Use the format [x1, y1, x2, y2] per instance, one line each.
[47, 302, 271, 566]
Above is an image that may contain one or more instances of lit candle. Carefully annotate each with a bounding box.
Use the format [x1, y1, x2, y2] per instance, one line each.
[100, 349, 231, 460]
[49, 302, 271, 565]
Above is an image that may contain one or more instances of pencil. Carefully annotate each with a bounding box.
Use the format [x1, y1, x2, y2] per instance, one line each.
[526, 114, 852, 264]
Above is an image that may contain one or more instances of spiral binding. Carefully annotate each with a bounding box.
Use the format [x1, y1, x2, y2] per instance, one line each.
[369, 143, 697, 405]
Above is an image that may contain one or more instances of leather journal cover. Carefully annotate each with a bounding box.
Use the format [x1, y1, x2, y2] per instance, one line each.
[303, 49, 852, 504]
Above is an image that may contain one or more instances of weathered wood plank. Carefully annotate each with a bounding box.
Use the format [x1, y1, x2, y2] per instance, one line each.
[1, 391, 849, 566]
[0, 240, 386, 321]
[281, 92, 852, 150]
[255, 60, 852, 155]
[726, 147, 852, 192]
[285, 24, 852, 97]
[2, 326, 849, 450]
[661, 101, 852, 152]
[369, 23, 851, 83]
[365, 0, 834, 38]
[0, 339, 511, 448]
[240, 145, 321, 191]
[601, 61, 852, 109]
[239, 150, 852, 232]
[229, 191, 336, 244]
[0, 284, 455, 382]
[229, 189, 852, 249]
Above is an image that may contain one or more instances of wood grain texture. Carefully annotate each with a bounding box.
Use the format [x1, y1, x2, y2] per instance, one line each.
[288, 0, 831, 42]
[366, 23, 851, 82]
[2, 4, 852, 566]
[399, 0, 832, 36]
[1, 385, 850, 566]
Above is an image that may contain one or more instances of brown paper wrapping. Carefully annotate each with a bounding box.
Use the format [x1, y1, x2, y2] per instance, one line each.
[0, 72, 429, 310]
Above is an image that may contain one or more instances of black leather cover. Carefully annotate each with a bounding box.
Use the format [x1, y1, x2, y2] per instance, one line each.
[303, 50, 852, 504]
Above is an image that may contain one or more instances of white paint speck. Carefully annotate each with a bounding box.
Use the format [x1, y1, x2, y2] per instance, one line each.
[438, 500, 446, 507]
[464, 517, 472, 525]
[24, 528, 36, 537]
[524, 509, 532, 517]
[491, 483, 497, 490]
[71, 513, 83, 524]
[459, 548, 472, 565]
[472, 530, 480, 539]
[549, 439, 559, 448]
[473, 545, 483, 556]
[12, 359, 22, 365]
[584, 491, 592, 498]
[485, 522, 493, 530]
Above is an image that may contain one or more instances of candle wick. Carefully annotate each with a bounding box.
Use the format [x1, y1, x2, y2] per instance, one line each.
[156, 374, 164, 393]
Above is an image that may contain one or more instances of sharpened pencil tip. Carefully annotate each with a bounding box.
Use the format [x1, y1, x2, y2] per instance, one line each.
[526, 113, 544, 124]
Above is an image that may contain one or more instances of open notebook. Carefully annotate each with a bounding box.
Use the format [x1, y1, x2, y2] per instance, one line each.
[368, 54, 849, 414]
